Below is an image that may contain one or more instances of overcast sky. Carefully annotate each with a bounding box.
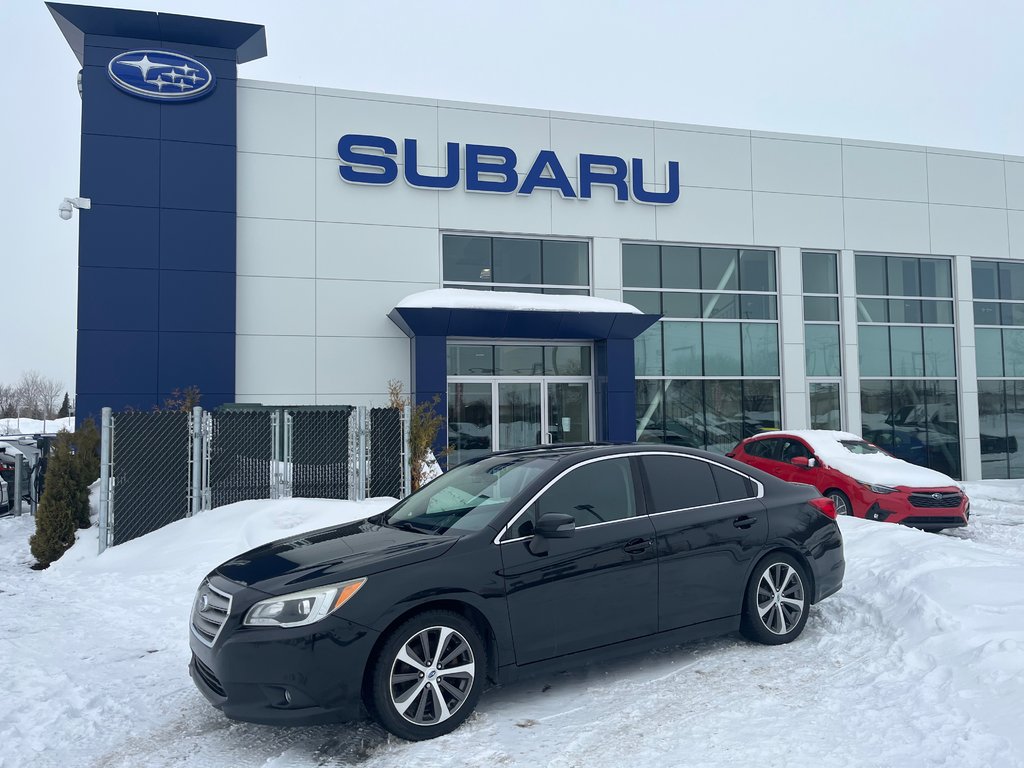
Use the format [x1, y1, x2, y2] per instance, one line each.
[3, 0, 1024, 397]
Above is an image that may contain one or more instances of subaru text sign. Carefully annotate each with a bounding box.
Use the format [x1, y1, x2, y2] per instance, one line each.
[107, 50, 215, 102]
[338, 134, 680, 205]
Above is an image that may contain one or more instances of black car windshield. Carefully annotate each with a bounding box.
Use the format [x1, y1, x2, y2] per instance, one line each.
[839, 440, 882, 455]
[384, 454, 557, 535]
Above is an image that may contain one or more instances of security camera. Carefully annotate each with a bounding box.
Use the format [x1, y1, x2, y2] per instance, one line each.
[58, 196, 91, 221]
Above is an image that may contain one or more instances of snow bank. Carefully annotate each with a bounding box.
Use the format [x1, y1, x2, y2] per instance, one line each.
[0, 416, 74, 436]
[395, 287, 642, 314]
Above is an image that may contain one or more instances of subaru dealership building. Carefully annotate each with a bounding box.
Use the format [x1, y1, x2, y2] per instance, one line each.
[51, 3, 1024, 479]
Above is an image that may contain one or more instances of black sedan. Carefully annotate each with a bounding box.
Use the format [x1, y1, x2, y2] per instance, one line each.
[189, 444, 844, 740]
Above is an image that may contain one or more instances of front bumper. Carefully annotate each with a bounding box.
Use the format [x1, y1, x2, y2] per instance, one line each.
[861, 500, 968, 532]
[189, 603, 381, 726]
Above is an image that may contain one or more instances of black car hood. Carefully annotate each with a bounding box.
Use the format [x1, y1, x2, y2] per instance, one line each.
[214, 517, 459, 595]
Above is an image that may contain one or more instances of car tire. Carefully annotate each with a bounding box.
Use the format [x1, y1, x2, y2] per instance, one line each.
[368, 610, 486, 741]
[825, 489, 853, 517]
[740, 553, 811, 646]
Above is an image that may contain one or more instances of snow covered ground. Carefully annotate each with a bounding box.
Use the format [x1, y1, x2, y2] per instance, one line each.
[0, 416, 75, 436]
[1, 483, 1022, 768]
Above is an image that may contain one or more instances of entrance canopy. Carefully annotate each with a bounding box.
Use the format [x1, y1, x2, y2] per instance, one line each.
[388, 289, 660, 446]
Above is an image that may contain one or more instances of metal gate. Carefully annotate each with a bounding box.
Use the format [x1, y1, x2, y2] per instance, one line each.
[206, 408, 275, 508]
[289, 407, 352, 499]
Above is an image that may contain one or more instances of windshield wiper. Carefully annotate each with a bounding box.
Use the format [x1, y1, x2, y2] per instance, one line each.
[387, 519, 434, 535]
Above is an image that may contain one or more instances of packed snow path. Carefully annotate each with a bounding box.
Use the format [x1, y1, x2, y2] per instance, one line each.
[1, 483, 1022, 768]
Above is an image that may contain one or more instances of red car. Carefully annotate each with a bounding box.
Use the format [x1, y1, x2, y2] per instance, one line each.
[728, 430, 969, 532]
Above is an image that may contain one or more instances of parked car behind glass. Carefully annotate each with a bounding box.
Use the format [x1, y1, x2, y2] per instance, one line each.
[189, 444, 844, 740]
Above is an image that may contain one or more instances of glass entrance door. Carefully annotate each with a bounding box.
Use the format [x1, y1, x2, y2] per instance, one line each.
[547, 381, 590, 444]
[498, 382, 542, 450]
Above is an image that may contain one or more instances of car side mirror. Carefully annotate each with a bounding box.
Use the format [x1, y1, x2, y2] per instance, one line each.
[527, 513, 575, 556]
[791, 456, 811, 468]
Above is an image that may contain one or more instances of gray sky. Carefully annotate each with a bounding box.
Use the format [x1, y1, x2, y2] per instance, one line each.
[3, 0, 1023, 396]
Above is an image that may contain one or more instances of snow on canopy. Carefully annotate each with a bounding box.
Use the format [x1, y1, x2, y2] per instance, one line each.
[395, 288, 643, 314]
[772, 429, 958, 488]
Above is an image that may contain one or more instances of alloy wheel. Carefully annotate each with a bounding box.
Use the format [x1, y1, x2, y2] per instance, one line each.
[756, 563, 806, 635]
[828, 493, 850, 516]
[389, 625, 476, 726]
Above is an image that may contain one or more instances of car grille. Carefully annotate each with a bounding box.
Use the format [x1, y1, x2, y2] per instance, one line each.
[908, 492, 963, 508]
[191, 580, 232, 647]
[192, 654, 226, 697]
[903, 516, 966, 526]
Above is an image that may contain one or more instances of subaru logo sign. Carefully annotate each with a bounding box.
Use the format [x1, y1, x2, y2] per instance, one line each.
[107, 50, 215, 102]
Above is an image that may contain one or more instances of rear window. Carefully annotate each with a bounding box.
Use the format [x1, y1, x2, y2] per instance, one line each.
[642, 455, 718, 512]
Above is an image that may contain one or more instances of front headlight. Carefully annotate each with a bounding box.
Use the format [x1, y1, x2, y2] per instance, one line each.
[862, 482, 898, 494]
[243, 577, 366, 628]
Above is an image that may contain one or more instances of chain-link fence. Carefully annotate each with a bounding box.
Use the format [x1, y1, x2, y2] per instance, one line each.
[98, 404, 410, 553]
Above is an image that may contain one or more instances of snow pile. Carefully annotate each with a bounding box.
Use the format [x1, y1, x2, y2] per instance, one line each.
[785, 429, 959, 488]
[0, 416, 75, 436]
[0, 484, 1023, 767]
[395, 288, 642, 314]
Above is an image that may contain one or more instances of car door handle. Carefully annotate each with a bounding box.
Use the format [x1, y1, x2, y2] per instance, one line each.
[623, 538, 653, 554]
[733, 515, 757, 529]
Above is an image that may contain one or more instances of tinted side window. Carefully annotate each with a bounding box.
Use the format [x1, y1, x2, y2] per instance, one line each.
[515, 458, 636, 535]
[711, 465, 754, 502]
[780, 439, 812, 463]
[642, 455, 719, 512]
[744, 439, 777, 459]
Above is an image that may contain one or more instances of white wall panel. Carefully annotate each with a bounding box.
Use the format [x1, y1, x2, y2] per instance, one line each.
[927, 152, 1006, 208]
[550, 118, 656, 181]
[842, 145, 927, 202]
[316, 159, 440, 228]
[655, 128, 751, 191]
[316, 223, 440, 283]
[236, 336, 315, 396]
[237, 276, 315, 336]
[843, 198, 931, 254]
[753, 192, 844, 248]
[592, 237, 621, 290]
[551, 188, 655, 240]
[1008, 210, 1024, 259]
[315, 94, 438, 164]
[930, 204, 1009, 257]
[437, 107, 550, 171]
[1006, 161, 1024, 211]
[778, 247, 802, 297]
[438, 176, 552, 234]
[752, 138, 842, 197]
[655, 187, 754, 245]
[237, 218, 315, 278]
[316, 279, 436, 338]
[237, 86, 315, 157]
[237, 153, 315, 220]
[316, 337, 410, 395]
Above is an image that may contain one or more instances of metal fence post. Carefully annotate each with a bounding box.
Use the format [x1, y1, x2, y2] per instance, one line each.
[201, 411, 212, 512]
[189, 407, 203, 516]
[283, 410, 293, 499]
[98, 407, 112, 554]
[12, 452, 22, 516]
[270, 409, 281, 499]
[402, 404, 412, 498]
[356, 406, 367, 502]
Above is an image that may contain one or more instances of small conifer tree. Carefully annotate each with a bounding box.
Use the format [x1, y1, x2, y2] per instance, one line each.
[73, 419, 101, 486]
[30, 431, 87, 566]
[57, 393, 71, 418]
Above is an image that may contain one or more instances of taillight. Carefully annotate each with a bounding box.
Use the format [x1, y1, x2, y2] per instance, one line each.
[808, 497, 836, 520]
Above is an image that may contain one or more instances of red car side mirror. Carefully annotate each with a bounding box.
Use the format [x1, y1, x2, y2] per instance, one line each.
[791, 456, 811, 468]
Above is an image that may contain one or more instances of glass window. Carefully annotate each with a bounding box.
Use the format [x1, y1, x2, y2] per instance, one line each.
[1004, 329, 1024, 377]
[634, 324, 663, 376]
[1000, 263, 1024, 300]
[742, 380, 782, 433]
[976, 328, 1004, 377]
[661, 246, 700, 290]
[642, 455, 718, 511]
[542, 287, 589, 296]
[741, 323, 779, 376]
[975, 302, 1000, 326]
[492, 238, 541, 284]
[856, 255, 887, 295]
[779, 438, 813, 463]
[806, 325, 841, 377]
[923, 327, 956, 378]
[447, 382, 493, 466]
[701, 248, 739, 291]
[860, 380, 893, 446]
[662, 293, 701, 318]
[973, 260, 999, 299]
[703, 323, 742, 375]
[858, 326, 891, 376]
[702, 293, 739, 319]
[703, 380, 743, 453]
[739, 250, 776, 292]
[623, 244, 661, 287]
[803, 252, 838, 294]
[711, 465, 753, 501]
[664, 380, 706, 448]
[1001, 303, 1024, 327]
[544, 346, 591, 376]
[804, 296, 839, 322]
[494, 346, 544, 376]
[889, 299, 922, 324]
[443, 235, 491, 283]
[448, 345, 494, 376]
[890, 326, 924, 377]
[664, 322, 703, 376]
[809, 382, 842, 430]
[533, 458, 637, 529]
[542, 240, 588, 286]
[623, 290, 661, 315]
[920, 259, 952, 297]
[744, 438, 778, 459]
[1007, 381, 1024, 479]
[739, 295, 777, 320]
[921, 300, 954, 325]
[636, 380, 665, 443]
[978, 380, 1009, 479]
[856, 298, 889, 323]
[888, 256, 920, 296]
